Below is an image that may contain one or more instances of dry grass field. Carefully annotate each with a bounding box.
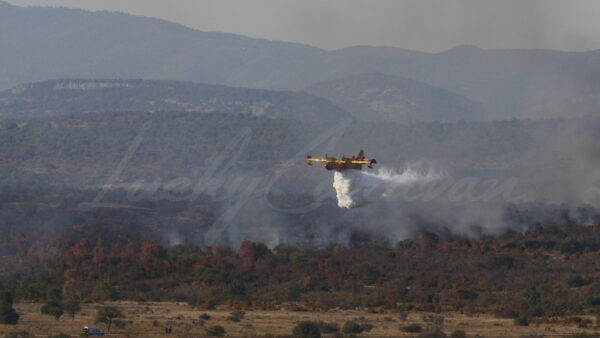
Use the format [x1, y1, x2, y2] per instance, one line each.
[1, 301, 599, 337]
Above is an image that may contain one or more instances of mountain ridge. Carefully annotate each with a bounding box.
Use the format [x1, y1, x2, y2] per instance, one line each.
[0, 79, 349, 121]
[3, 2, 600, 120]
[303, 73, 484, 123]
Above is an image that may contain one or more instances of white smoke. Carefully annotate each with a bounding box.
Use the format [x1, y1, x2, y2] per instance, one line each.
[333, 166, 442, 208]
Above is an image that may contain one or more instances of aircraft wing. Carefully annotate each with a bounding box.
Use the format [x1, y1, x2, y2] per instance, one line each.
[307, 156, 331, 166]
[307, 158, 330, 162]
[307, 155, 376, 168]
[307, 158, 372, 164]
[310, 158, 364, 163]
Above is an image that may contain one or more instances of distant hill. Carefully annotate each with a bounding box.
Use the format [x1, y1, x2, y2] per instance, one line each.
[0, 79, 348, 121]
[303, 73, 484, 123]
[2, 1, 600, 119]
[0, 1, 325, 91]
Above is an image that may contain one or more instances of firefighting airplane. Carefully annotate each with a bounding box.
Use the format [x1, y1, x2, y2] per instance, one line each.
[307, 149, 376, 171]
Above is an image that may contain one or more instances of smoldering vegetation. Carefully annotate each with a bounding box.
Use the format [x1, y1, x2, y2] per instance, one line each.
[2, 110, 600, 250]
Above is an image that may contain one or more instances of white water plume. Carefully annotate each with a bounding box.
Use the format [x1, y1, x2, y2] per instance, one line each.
[333, 166, 443, 208]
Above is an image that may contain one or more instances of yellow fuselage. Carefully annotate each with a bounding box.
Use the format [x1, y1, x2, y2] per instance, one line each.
[324, 160, 364, 171]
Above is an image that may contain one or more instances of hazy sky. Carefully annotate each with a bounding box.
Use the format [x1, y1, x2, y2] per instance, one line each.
[6, 0, 600, 52]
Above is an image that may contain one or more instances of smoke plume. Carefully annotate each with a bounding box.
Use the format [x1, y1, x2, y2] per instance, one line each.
[333, 166, 442, 208]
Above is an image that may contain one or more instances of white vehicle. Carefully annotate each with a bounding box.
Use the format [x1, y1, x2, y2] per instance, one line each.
[82, 326, 105, 336]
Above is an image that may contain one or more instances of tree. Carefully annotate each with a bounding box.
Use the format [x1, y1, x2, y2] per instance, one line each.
[228, 280, 246, 297]
[41, 300, 63, 320]
[227, 310, 245, 322]
[343, 320, 373, 334]
[62, 239, 91, 269]
[46, 287, 62, 302]
[239, 240, 269, 271]
[240, 240, 256, 271]
[91, 279, 117, 301]
[63, 299, 81, 320]
[92, 238, 106, 269]
[205, 325, 225, 337]
[292, 321, 321, 338]
[139, 242, 167, 277]
[95, 306, 124, 333]
[41, 286, 64, 321]
[0, 290, 19, 324]
[514, 316, 530, 326]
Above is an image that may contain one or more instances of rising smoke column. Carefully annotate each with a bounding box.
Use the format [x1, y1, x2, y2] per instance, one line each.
[333, 166, 442, 208]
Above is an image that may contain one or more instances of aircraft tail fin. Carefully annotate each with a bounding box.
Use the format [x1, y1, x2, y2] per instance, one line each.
[368, 159, 376, 169]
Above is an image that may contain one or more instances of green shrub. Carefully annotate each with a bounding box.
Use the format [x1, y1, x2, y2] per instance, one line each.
[359, 265, 380, 285]
[514, 316, 529, 326]
[458, 289, 478, 300]
[200, 299, 216, 310]
[227, 309, 245, 322]
[493, 308, 518, 318]
[566, 274, 586, 288]
[0, 291, 19, 324]
[292, 321, 321, 338]
[281, 286, 301, 302]
[559, 240, 584, 254]
[343, 320, 373, 333]
[486, 254, 514, 268]
[205, 325, 225, 337]
[317, 321, 339, 333]
[403, 324, 422, 332]
[228, 280, 246, 296]
[41, 300, 63, 320]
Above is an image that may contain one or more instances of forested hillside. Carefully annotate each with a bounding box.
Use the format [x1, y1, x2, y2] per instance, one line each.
[0, 109, 583, 188]
[3, 199, 600, 321]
